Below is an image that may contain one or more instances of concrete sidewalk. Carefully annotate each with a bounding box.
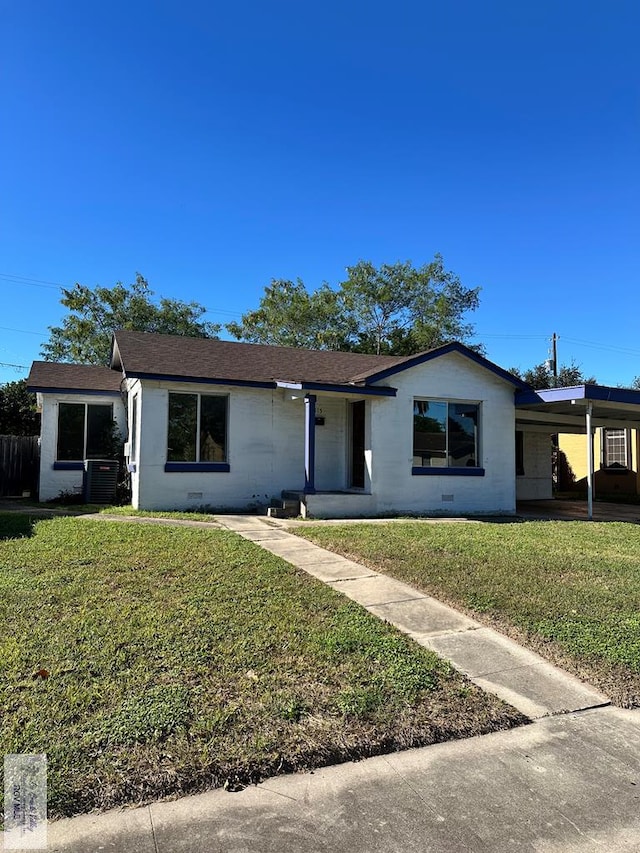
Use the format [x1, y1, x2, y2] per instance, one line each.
[217, 515, 609, 720]
[45, 705, 640, 853]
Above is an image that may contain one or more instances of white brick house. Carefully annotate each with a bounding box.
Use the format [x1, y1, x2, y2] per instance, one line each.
[28, 331, 554, 516]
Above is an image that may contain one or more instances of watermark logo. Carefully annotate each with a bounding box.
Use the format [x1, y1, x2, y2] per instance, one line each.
[3, 754, 47, 850]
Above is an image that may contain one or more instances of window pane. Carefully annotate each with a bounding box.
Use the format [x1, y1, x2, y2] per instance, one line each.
[515, 430, 524, 476]
[86, 405, 114, 458]
[130, 396, 138, 462]
[448, 403, 478, 467]
[200, 395, 227, 461]
[605, 429, 627, 468]
[57, 403, 85, 460]
[167, 394, 197, 461]
[413, 400, 447, 467]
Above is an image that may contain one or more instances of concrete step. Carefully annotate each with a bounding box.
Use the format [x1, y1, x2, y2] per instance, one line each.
[267, 497, 300, 519]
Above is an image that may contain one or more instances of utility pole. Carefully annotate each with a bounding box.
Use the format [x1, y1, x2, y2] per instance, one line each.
[552, 332, 558, 387]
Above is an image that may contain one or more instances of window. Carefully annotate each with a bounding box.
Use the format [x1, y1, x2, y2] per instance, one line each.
[57, 403, 114, 461]
[603, 428, 630, 469]
[166, 392, 228, 471]
[515, 430, 525, 476]
[129, 395, 138, 463]
[412, 400, 482, 475]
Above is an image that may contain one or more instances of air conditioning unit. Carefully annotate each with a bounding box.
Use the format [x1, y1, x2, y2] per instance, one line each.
[84, 459, 119, 504]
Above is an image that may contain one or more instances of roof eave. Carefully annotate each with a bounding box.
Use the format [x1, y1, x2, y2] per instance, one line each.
[275, 380, 396, 397]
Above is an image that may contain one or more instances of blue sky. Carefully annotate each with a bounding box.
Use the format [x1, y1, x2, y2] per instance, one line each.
[1, 1, 638, 387]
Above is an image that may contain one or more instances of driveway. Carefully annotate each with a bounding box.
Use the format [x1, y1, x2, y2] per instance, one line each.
[518, 499, 640, 523]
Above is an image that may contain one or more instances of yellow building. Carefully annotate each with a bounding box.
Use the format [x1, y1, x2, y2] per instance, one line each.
[558, 428, 640, 496]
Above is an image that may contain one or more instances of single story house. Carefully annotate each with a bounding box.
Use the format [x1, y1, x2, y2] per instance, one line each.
[26, 331, 640, 517]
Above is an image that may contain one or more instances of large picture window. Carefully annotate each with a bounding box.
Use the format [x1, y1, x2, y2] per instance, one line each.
[413, 400, 480, 472]
[167, 392, 227, 467]
[57, 402, 114, 461]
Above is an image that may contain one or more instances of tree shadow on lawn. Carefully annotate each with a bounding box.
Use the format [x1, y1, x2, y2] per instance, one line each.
[0, 512, 38, 540]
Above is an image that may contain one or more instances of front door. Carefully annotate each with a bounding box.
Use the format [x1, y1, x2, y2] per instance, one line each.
[350, 400, 365, 488]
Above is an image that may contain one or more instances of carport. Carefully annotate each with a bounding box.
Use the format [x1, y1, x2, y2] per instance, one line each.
[515, 384, 640, 520]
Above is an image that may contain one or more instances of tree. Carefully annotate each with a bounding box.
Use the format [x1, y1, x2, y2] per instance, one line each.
[227, 255, 480, 355]
[226, 279, 354, 350]
[509, 360, 597, 389]
[341, 256, 480, 355]
[0, 379, 40, 435]
[42, 274, 221, 365]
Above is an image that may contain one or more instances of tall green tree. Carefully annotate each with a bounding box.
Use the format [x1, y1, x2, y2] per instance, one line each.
[227, 256, 480, 355]
[42, 274, 220, 365]
[341, 256, 480, 355]
[226, 279, 354, 350]
[0, 379, 40, 435]
[509, 360, 597, 389]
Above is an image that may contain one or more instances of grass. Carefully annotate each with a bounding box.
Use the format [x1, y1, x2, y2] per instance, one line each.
[0, 514, 524, 818]
[296, 520, 640, 707]
[97, 505, 219, 522]
[0, 500, 220, 521]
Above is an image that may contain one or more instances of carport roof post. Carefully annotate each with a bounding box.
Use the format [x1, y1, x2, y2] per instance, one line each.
[586, 402, 594, 521]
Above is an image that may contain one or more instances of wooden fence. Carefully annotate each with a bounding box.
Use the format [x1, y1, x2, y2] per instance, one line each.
[0, 435, 40, 498]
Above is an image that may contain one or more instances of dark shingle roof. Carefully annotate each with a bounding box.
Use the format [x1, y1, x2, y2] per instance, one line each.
[27, 334, 528, 395]
[27, 362, 123, 393]
[111, 330, 411, 385]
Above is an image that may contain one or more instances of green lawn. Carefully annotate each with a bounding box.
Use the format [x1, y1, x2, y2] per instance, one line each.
[97, 505, 219, 522]
[296, 520, 640, 707]
[0, 513, 524, 818]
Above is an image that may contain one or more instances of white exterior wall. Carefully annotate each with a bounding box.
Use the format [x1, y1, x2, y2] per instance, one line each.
[365, 352, 517, 516]
[516, 431, 553, 500]
[127, 352, 519, 515]
[37, 393, 126, 502]
[131, 380, 307, 511]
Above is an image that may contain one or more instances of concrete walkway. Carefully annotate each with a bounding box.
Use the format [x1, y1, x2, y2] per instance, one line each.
[216, 515, 609, 720]
[46, 705, 640, 853]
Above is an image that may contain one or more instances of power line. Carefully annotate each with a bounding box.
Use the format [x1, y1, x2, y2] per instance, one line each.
[0, 273, 65, 290]
[476, 333, 549, 340]
[0, 325, 47, 337]
[0, 361, 28, 371]
[561, 336, 640, 358]
[0, 272, 245, 317]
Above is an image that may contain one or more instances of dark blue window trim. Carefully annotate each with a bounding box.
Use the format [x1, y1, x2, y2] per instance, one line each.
[411, 466, 485, 477]
[164, 462, 230, 473]
[53, 461, 84, 471]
